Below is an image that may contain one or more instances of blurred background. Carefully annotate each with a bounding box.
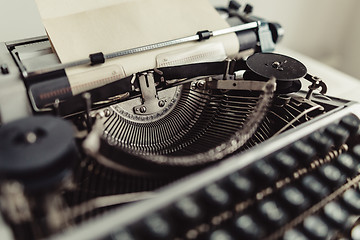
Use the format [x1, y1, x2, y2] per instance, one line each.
[1, 0, 360, 80]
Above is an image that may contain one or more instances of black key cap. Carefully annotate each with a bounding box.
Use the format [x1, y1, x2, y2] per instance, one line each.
[273, 152, 299, 176]
[318, 163, 346, 188]
[300, 175, 330, 200]
[110, 229, 136, 240]
[257, 199, 289, 227]
[340, 114, 360, 135]
[232, 213, 266, 239]
[352, 144, 360, 160]
[207, 229, 235, 240]
[201, 183, 230, 210]
[342, 188, 360, 214]
[279, 185, 310, 213]
[290, 140, 316, 164]
[204, 183, 230, 207]
[138, 213, 172, 240]
[335, 153, 360, 177]
[101, 236, 113, 240]
[302, 215, 330, 240]
[171, 196, 204, 225]
[325, 124, 350, 147]
[250, 160, 279, 186]
[282, 229, 310, 240]
[322, 201, 350, 229]
[225, 172, 254, 200]
[308, 131, 334, 156]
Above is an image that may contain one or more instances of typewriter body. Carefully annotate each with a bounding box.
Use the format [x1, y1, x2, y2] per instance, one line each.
[1, 1, 360, 240]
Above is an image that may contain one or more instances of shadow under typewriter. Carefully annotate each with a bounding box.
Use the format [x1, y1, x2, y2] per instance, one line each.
[84, 77, 325, 176]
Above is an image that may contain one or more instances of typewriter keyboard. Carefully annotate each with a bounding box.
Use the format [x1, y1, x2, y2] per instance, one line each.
[68, 108, 360, 240]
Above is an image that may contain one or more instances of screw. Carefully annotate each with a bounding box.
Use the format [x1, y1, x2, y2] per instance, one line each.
[139, 106, 147, 113]
[197, 80, 206, 89]
[272, 61, 280, 68]
[104, 109, 111, 117]
[158, 100, 165, 107]
[25, 132, 37, 144]
[272, 61, 284, 71]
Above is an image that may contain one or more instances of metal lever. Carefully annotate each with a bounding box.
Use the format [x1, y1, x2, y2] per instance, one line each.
[193, 77, 270, 92]
[133, 72, 167, 115]
[304, 74, 327, 99]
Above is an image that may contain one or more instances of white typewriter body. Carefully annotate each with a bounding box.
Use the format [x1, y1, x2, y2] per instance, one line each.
[1, 1, 360, 240]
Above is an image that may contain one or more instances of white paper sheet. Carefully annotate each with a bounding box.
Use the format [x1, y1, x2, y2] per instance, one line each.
[35, 0, 239, 94]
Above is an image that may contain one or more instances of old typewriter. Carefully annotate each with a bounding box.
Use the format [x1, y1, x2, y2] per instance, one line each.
[1, 1, 360, 239]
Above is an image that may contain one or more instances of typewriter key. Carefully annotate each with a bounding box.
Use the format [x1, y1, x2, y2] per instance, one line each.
[207, 229, 235, 240]
[224, 172, 254, 201]
[279, 186, 310, 214]
[324, 124, 350, 148]
[342, 188, 360, 214]
[250, 160, 279, 188]
[257, 198, 289, 227]
[308, 131, 334, 157]
[300, 175, 330, 200]
[272, 151, 299, 176]
[201, 183, 231, 210]
[322, 201, 350, 229]
[318, 164, 346, 189]
[334, 153, 360, 177]
[352, 144, 360, 160]
[232, 213, 266, 239]
[137, 213, 173, 240]
[340, 114, 360, 135]
[302, 215, 331, 240]
[109, 229, 136, 240]
[171, 196, 204, 225]
[282, 229, 310, 240]
[290, 140, 316, 165]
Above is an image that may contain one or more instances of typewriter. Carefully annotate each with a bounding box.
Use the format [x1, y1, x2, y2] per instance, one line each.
[1, 1, 360, 240]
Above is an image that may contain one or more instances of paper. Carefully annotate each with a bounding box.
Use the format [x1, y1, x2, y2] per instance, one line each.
[35, 0, 239, 94]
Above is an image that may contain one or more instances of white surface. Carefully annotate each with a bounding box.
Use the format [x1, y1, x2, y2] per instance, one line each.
[0, 0, 45, 41]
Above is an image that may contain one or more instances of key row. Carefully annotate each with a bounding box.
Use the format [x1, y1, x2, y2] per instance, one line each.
[204, 185, 360, 240]
[102, 114, 360, 240]
[106, 148, 360, 240]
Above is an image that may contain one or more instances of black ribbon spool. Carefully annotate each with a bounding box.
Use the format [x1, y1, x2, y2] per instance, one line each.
[0, 116, 78, 192]
[246, 52, 307, 81]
